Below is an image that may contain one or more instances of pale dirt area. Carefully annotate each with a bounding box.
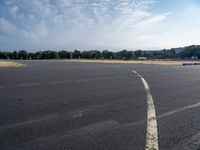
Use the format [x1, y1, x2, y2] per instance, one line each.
[0, 61, 25, 68]
[65, 59, 198, 65]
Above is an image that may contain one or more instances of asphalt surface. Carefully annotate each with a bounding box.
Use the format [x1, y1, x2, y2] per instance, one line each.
[0, 60, 200, 150]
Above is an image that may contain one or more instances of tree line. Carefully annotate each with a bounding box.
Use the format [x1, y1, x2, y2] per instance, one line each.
[0, 49, 176, 60]
[178, 45, 200, 59]
[0, 45, 199, 60]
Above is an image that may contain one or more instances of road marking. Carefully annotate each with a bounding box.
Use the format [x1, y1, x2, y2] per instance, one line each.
[131, 70, 159, 150]
[17, 83, 41, 87]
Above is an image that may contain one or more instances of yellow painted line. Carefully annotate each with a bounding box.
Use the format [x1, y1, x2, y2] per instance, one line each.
[131, 70, 159, 150]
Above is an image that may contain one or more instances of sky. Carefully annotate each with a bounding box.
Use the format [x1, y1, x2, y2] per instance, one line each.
[0, 0, 200, 51]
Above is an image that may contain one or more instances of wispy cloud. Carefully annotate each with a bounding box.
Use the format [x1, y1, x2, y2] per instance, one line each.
[0, 18, 16, 32]
[135, 12, 172, 30]
[0, 0, 180, 50]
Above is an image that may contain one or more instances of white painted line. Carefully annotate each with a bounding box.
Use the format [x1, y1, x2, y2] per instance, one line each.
[131, 70, 159, 150]
[17, 83, 41, 87]
[131, 70, 137, 74]
[131, 70, 142, 78]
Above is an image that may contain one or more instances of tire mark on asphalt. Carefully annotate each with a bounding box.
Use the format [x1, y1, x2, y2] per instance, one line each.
[49, 81, 70, 85]
[157, 101, 200, 119]
[131, 70, 159, 150]
[13, 75, 130, 87]
[17, 83, 41, 88]
[176, 132, 200, 150]
[76, 75, 130, 82]
[0, 114, 58, 130]
[3, 119, 145, 150]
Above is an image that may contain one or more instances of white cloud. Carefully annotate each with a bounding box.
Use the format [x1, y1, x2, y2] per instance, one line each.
[21, 21, 48, 41]
[135, 12, 172, 31]
[1, 0, 174, 50]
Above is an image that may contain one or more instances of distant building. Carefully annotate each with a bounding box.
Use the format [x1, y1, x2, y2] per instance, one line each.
[138, 57, 147, 60]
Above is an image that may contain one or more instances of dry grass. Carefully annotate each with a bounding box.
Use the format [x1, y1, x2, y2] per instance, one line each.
[65, 59, 198, 66]
[0, 61, 25, 68]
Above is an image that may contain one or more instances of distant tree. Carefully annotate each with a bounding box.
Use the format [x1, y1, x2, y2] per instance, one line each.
[179, 45, 200, 59]
[28, 52, 35, 59]
[41, 50, 60, 59]
[92, 50, 102, 59]
[0, 52, 4, 59]
[73, 50, 81, 58]
[117, 50, 134, 60]
[131, 51, 136, 59]
[82, 50, 102, 59]
[18, 50, 28, 59]
[41, 51, 49, 59]
[0, 51, 10, 59]
[81, 51, 92, 59]
[13, 51, 19, 59]
[51, 51, 60, 59]
[58, 50, 70, 59]
[194, 49, 200, 59]
[7, 52, 13, 59]
[35, 51, 43, 59]
[134, 50, 142, 58]
[1, 46, 200, 60]
[102, 50, 114, 59]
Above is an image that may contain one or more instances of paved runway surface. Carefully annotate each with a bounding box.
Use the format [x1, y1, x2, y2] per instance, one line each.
[0, 60, 200, 150]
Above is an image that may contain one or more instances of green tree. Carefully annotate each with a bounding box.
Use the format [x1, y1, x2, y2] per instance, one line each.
[13, 51, 19, 59]
[73, 50, 81, 58]
[134, 50, 142, 58]
[102, 50, 114, 59]
[58, 50, 70, 59]
[51, 51, 60, 59]
[18, 50, 28, 59]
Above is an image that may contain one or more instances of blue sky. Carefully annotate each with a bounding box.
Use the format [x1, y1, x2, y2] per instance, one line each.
[0, 0, 200, 51]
